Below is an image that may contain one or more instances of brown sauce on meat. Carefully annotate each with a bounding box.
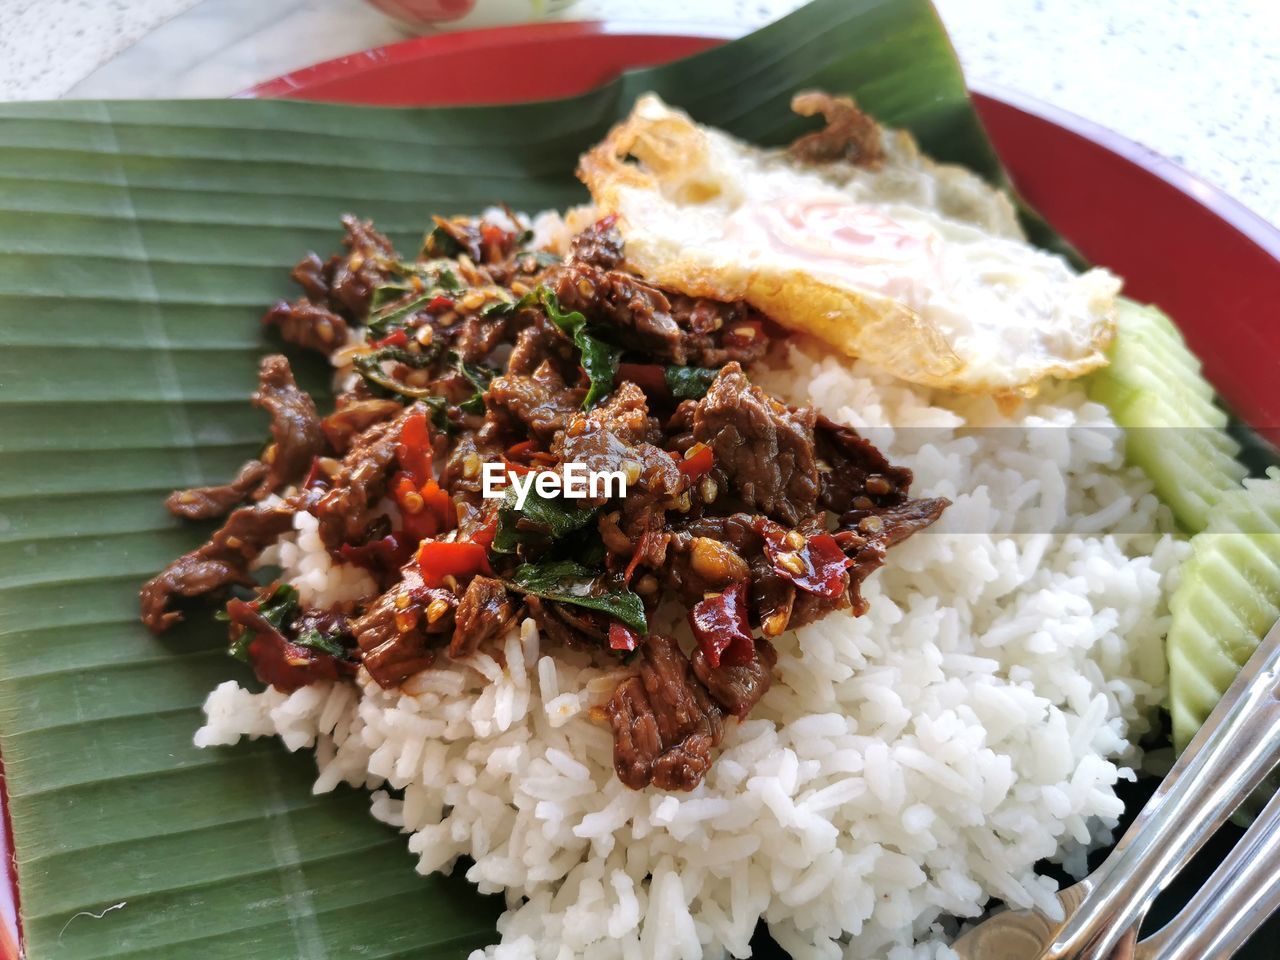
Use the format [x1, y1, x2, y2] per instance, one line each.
[143, 205, 948, 792]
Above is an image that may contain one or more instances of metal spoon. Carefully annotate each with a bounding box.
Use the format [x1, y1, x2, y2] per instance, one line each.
[950, 616, 1280, 960]
[1133, 773, 1280, 960]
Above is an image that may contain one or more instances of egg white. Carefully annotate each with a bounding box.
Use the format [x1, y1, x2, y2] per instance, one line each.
[578, 94, 1119, 397]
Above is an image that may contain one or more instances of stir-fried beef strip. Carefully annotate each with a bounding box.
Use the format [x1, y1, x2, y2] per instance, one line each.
[451, 575, 513, 658]
[549, 261, 768, 369]
[692, 637, 777, 719]
[144, 206, 950, 792]
[253, 355, 325, 497]
[787, 90, 885, 168]
[321, 397, 404, 454]
[165, 459, 269, 521]
[487, 362, 586, 443]
[351, 558, 457, 687]
[263, 299, 349, 355]
[692, 363, 820, 525]
[567, 216, 625, 269]
[312, 405, 420, 550]
[606, 634, 724, 791]
[141, 501, 295, 632]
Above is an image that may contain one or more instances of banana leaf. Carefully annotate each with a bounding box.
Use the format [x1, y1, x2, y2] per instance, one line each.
[0, 0, 1129, 956]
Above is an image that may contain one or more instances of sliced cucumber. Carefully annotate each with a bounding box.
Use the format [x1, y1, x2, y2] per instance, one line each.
[1168, 473, 1280, 752]
[1090, 300, 1247, 531]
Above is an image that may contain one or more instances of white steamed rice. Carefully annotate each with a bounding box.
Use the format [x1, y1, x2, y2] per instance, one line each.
[196, 339, 1188, 959]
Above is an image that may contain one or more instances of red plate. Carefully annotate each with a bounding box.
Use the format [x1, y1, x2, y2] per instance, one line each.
[4, 20, 1279, 960]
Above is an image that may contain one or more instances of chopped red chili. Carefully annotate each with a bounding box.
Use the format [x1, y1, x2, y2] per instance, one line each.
[677, 442, 714, 480]
[226, 598, 350, 692]
[396, 411, 433, 483]
[608, 621, 640, 652]
[417, 539, 492, 588]
[688, 580, 755, 668]
[373, 329, 410, 349]
[616, 362, 668, 397]
[760, 525, 850, 599]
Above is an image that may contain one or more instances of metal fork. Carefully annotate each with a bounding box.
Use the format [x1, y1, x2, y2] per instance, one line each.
[950, 616, 1280, 960]
[1131, 775, 1280, 960]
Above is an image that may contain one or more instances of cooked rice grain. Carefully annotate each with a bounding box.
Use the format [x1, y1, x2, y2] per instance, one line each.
[197, 341, 1188, 959]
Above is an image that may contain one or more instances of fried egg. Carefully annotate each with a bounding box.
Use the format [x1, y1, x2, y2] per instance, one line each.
[578, 93, 1119, 397]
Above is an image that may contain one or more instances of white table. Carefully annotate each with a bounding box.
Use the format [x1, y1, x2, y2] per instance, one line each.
[1, 0, 1277, 226]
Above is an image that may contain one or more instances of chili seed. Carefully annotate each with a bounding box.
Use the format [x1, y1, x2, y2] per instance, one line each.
[763, 611, 790, 637]
[777, 552, 806, 576]
[784, 530, 806, 550]
[859, 515, 884, 534]
[394, 592, 411, 610]
[395, 610, 418, 633]
[866, 475, 892, 496]
[462, 453, 481, 480]
[699, 476, 718, 503]
[426, 598, 451, 623]
[460, 291, 486, 311]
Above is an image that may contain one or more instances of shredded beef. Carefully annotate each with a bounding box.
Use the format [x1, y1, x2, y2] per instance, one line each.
[263, 299, 349, 355]
[692, 638, 777, 718]
[140, 501, 295, 633]
[329, 214, 395, 318]
[351, 560, 455, 687]
[567, 217, 625, 269]
[165, 459, 269, 520]
[788, 91, 884, 167]
[606, 634, 724, 791]
[815, 414, 912, 514]
[486, 361, 585, 443]
[836, 496, 950, 614]
[692, 363, 819, 524]
[253, 355, 325, 496]
[321, 398, 403, 454]
[451, 575, 512, 658]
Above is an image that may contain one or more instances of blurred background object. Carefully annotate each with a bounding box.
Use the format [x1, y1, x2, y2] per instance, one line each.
[363, 0, 582, 30]
[0, 0, 1275, 226]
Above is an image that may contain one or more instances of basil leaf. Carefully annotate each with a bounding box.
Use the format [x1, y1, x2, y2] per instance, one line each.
[352, 346, 448, 417]
[539, 288, 620, 409]
[256, 583, 300, 629]
[451, 352, 494, 416]
[424, 224, 463, 257]
[366, 291, 437, 337]
[578, 332, 622, 409]
[225, 584, 299, 660]
[491, 486, 597, 554]
[369, 281, 416, 313]
[665, 365, 721, 401]
[507, 561, 647, 634]
[481, 289, 537, 319]
[293, 627, 351, 659]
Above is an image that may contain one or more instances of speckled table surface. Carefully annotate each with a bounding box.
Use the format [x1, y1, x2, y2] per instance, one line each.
[2, 0, 1277, 225]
